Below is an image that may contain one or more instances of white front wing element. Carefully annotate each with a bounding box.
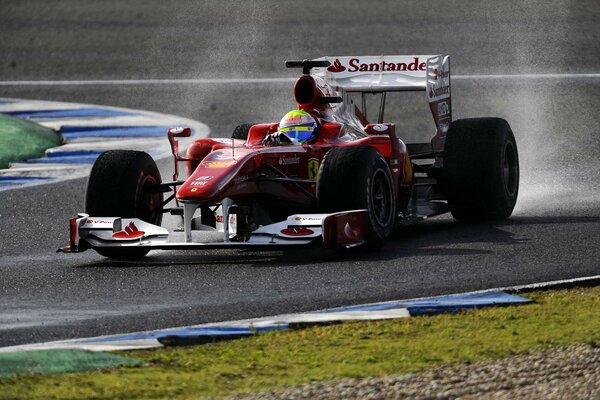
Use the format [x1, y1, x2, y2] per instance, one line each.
[68, 213, 330, 250]
[59, 209, 369, 253]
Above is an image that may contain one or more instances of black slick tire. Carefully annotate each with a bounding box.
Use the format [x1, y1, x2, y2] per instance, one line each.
[442, 118, 519, 221]
[317, 146, 396, 249]
[85, 150, 163, 258]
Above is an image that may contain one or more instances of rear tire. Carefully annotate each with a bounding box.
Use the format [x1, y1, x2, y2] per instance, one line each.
[85, 150, 163, 258]
[442, 118, 519, 221]
[317, 146, 395, 249]
[232, 123, 254, 140]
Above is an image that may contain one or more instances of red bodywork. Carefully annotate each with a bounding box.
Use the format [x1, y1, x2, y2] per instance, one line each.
[174, 74, 414, 212]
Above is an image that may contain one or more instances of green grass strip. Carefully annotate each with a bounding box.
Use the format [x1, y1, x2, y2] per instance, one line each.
[0, 287, 598, 399]
[0, 114, 61, 169]
[0, 349, 142, 378]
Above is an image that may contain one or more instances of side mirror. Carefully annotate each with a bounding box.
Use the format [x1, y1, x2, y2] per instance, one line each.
[168, 127, 192, 138]
[167, 127, 193, 181]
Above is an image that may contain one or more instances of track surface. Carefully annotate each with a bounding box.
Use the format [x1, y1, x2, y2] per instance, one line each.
[0, 0, 598, 346]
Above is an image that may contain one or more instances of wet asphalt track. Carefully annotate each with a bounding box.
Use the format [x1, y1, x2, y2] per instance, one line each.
[0, 0, 599, 346]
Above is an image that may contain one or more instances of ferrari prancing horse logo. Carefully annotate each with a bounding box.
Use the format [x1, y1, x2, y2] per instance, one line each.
[308, 158, 320, 181]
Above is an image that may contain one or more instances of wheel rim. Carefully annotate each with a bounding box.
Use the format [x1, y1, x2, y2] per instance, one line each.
[370, 168, 393, 226]
[503, 141, 518, 197]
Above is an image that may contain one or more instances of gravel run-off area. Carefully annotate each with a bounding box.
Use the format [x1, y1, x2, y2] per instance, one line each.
[228, 343, 599, 400]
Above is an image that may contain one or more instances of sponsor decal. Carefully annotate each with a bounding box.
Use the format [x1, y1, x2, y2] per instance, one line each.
[428, 63, 450, 100]
[328, 57, 426, 74]
[439, 121, 450, 133]
[216, 215, 236, 224]
[278, 155, 300, 165]
[308, 158, 320, 181]
[327, 58, 346, 73]
[112, 222, 145, 240]
[169, 127, 186, 135]
[195, 176, 213, 181]
[429, 85, 449, 98]
[203, 161, 235, 168]
[234, 175, 248, 185]
[373, 124, 388, 132]
[293, 216, 322, 221]
[85, 219, 113, 225]
[190, 181, 208, 186]
[211, 153, 235, 160]
[437, 101, 450, 116]
[280, 227, 315, 236]
[283, 116, 303, 124]
[191, 188, 198, 192]
[432, 68, 450, 80]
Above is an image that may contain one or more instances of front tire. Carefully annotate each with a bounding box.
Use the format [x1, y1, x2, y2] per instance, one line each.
[85, 150, 163, 258]
[442, 118, 519, 221]
[317, 146, 396, 249]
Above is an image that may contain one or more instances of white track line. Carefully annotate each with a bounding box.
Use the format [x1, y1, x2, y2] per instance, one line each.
[0, 73, 598, 86]
[0, 78, 296, 86]
[455, 73, 600, 80]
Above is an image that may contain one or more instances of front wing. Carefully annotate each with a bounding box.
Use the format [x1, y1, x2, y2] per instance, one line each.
[58, 210, 370, 254]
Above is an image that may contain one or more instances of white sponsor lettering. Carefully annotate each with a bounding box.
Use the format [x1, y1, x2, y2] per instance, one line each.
[346, 57, 426, 73]
[85, 219, 113, 225]
[278, 155, 300, 165]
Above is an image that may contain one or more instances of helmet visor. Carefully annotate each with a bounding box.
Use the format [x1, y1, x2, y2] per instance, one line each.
[279, 126, 314, 142]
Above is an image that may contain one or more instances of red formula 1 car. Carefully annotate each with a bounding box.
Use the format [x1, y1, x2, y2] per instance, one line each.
[59, 55, 519, 258]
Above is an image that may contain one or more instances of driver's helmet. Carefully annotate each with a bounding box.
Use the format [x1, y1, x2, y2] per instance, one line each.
[277, 110, 318, 143]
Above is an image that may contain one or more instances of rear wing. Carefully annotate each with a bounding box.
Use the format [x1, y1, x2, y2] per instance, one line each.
[312, 55, 451, 153]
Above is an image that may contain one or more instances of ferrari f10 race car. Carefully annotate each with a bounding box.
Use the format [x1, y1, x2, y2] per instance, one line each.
[59, 55, 519, 258]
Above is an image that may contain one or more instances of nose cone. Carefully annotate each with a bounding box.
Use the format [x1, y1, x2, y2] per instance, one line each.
[176, 145, 258, 201]
[177, 150, 240, 200]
